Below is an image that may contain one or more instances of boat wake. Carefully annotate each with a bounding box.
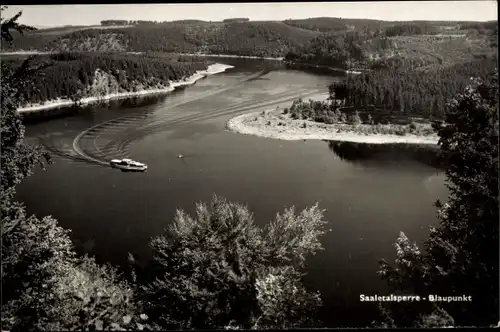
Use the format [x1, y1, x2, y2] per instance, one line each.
[42, 70, 327, 168]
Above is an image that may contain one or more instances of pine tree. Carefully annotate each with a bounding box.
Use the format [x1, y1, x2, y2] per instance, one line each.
[350, 110, 362, 125]
[367, 113, 374, 125]
[377, 71, 499, 327]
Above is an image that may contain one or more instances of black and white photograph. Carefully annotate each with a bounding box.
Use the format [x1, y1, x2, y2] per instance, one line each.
[1, 1, 498, 330]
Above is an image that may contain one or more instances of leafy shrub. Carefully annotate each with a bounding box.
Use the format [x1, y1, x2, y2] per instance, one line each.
[349, 111, 362, 125]
[139, 195, 328, 329]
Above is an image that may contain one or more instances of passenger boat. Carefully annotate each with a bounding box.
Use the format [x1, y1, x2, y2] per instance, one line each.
[109, 158, 148, 172]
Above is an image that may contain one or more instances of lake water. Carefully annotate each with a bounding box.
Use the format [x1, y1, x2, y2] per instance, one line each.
[17, 57, 447, 327]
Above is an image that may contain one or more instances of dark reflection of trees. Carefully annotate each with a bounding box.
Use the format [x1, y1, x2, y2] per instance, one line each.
[22, 106, 81, 124]
[22, 94, 167, 124]
[285, 62, 346, 77]
[326, 140, 443, 169]
[205, 57, 286, 72]
[115, 94, 169, 108]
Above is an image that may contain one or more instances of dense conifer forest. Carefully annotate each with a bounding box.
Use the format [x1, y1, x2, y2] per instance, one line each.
[3, 53, 209, 105]
[329, 55, 498, 118]
[282, 56, 497, 132]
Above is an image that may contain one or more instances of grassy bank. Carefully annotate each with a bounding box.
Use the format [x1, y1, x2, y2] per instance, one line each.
[227, 108, 438, 145]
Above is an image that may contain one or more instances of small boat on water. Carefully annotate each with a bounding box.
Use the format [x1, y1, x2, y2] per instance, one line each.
[109, 158, 148, 172]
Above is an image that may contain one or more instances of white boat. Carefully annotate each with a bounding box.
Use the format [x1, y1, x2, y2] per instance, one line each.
[109, 158, 148, 172]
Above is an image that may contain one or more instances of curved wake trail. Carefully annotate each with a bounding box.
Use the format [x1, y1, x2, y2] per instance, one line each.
[70, 71, 268, 164]
[39, 136, 98, 165]
[72, 129, 113, 166]
[109, 89, 305, 146]
[76, 87, 324, 164]
[67, 70, 327, 166]
[107, 87, 324, 156]
[111, 69, 273, 127]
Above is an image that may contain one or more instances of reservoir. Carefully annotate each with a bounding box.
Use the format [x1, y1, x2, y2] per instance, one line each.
[17, 57, 447, 327]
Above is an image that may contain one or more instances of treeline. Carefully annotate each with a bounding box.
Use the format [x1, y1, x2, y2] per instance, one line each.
[283, 17, 394, 33]
[459, 21, 498, 31]
[172, 19, 208, 24]
[223, 18, 250, 23]
[100, 20, 130, 26]
[282, 17, 497, 35]
[101, 20, 162, 26]
[4, 52, 209, 104]
[101, 20, 210, 26]
[330, 56, 498, 118]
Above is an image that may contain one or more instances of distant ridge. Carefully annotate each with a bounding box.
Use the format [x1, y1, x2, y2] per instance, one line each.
[2, 17, 496, 61]
[33, 25, 56, 29]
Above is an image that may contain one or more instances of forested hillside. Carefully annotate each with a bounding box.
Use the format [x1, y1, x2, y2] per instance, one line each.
[277, 56, 496, 136]
[284, 31, 385, 69]
[2, 17, 495, 64]
[285, 24, 496, 70]
[330, 55, 498, 118]
[282, 18, 497, 125]
[283, 17, 392, 33]
[283, 17, 352, 33]
[1, 21, 319, 57]
[283, 17, 497, 35]
[3, 52, 209, 106]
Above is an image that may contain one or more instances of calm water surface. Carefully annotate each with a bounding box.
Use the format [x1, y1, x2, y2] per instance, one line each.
[18, 58, 447, 327]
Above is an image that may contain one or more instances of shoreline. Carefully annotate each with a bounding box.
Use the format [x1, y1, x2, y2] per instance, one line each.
[226, 110, 439, 145]
[284, 61, 365, 75]
[2, 51, 363, 76]
[0, 50, 54, 55]
[2, 51, 283, 61]
[17, 63, 235, 113]
[177, 53, 284, 61]
[1, 51, 144, 56]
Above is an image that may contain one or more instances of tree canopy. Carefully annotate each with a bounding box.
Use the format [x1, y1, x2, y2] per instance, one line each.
[136, 195, 329, 329]
[377, 70, 499, 327]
